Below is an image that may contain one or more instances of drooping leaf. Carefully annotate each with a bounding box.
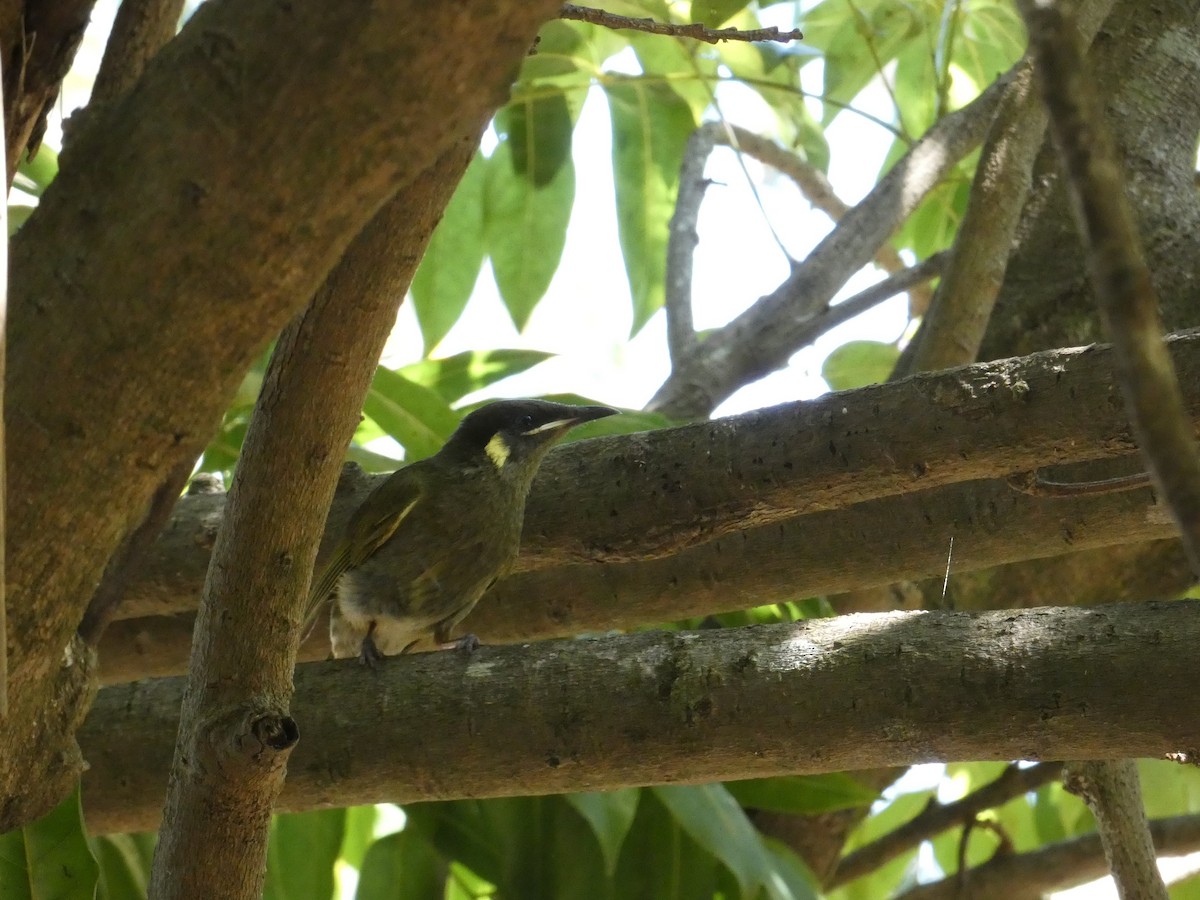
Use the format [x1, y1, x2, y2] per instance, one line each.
[338, 805, 381, 876]
[613, 790, 718, 899]
[484, 139, 576, 330]
[726, 774, 881, 816]
[565, 789, 641, 874]
[0, 784, 99, 900]
[821, 339, 900, 390]
[363, 366, 461, 461]
[92, 832, 155, 900]
[399, 349, 555, 403]
[839, 789, 930, 900]
[263, 808, 345, 900]
[604, 78, 696, 334]
[652, 783, 779, 898]
[759, 838, 820, 900]
[410, 152, 487, 355]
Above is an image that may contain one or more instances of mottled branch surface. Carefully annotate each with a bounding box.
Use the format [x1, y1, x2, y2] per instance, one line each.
[1, 0, 562, 831]
[81, 601, 1200, 835]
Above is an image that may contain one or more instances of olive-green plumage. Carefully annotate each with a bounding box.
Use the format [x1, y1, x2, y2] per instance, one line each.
[304, 399, 617, 664]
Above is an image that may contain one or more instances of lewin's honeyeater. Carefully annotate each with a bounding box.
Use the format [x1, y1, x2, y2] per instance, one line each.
[303, 399, 617, 664]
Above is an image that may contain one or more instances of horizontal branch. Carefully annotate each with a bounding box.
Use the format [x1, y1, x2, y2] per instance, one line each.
[81, 601, 1200, 834]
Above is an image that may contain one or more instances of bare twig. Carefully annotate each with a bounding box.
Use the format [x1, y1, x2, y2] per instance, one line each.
[560, 4, 803, 44]
[1020, 0, 1200, 573]
[91, 0, 185, 104]
[650, 62, 1018, 418]
[665, 127, 713, 365]
[1062, 761, 1169, 900]
[896, 813, 1200, 900]
[1007, 469, 1152, 498]
[829, 763, 1062, 888]
[148, 141, 480, 898]
[701, 122, 933, 314]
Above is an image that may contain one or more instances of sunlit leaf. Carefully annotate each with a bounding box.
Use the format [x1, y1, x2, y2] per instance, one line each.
[400, 349, 555, 403]
[15, 145, 58, 197]
[410, 153, 487, 355]
[356, 829, 443, 900]
[363, 367, 461, 461]
[92, 832, 155, 900]
[484, 139, 575, 330]
[821, 339, 900, 390]
[604, 78, 696, 334]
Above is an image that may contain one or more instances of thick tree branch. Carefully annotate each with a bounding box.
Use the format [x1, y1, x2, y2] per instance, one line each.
[1, 0, 563, 832]
[649, 62, 1016, 418]
[1021, 0, 1200, 574]
[828, 762, 1063, 889]
[147, 139, 484, 900]
[895, 814, 1200, 900]
[91, 0, 185, 104]
[80, 601, 1200, 835]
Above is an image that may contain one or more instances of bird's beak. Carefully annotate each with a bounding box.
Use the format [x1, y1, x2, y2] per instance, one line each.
[522, 405, 619, 435]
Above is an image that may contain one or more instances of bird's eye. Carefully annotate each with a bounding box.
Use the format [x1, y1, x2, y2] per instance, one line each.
[516, 415, 534, 431]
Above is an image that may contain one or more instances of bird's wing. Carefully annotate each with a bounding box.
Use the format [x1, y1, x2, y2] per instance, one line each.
[300, 478, 424, 637]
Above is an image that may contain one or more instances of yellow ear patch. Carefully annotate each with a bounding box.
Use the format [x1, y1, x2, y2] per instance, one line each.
[485, 433, 510, 469]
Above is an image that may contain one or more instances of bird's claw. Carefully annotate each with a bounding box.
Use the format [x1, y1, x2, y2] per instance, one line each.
[359, 634, 385, 668]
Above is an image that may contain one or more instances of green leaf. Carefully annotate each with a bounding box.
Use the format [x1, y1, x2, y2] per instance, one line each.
[92, 832, 155, 900]
[344, 444, 402, 474]
[484, 139, 575, 330]
[726, 774, 880, 816]
[399, 349, 555, 403]
[565, 789, 641, 874]
[410, 153, 487, 355]
[613, 791, 717, 899]
[0, 784, 99, 900]
[759, 838, 819, 900]
[652, 783, 778, 898]
[264, 808, 345, 900]
[497, 91, 576, 188]
[840, 789, 929, 900]
[604, 78, 696, 334]
[691, 0, 752, 26]
[821, 340, 900, 390]
[338, 805, 380, 875]
[356, 829, 444, 900]
[8, 205, 35, 235]
[14, 145, 58, 197]
[363, 367, 461, 461]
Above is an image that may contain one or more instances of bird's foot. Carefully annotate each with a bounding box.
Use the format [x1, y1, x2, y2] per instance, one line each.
[359, 634, 385, 668]
[436, 633, 480, 653]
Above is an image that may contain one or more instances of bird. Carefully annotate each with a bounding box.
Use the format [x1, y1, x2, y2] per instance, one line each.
[303, 398, 617, 665]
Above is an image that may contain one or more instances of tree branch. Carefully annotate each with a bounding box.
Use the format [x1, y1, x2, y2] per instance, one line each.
[828, 762, 1063, 889]
[1020, 0, 1200, 573]
[1, 0, 564, 832]
[650, 62, 1017, 418]
[90, 0, 184, 104]
[79, 601, 1200, 835]
[559, 4, 802, 44]
[895, 814, 1200, 900]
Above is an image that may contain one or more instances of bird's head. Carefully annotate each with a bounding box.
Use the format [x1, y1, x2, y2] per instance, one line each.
[440, 399, 618, 475]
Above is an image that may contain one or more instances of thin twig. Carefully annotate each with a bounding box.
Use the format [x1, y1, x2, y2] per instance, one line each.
[829, 762, 1062, 888]
[650, 62, 1017, 418]
[700, 122, 932, 314]
[895, 813, 1200, 900]
[560, 4, 803, 44]
[665, 126, 715, 365]
[1007, 469, 1151, 498]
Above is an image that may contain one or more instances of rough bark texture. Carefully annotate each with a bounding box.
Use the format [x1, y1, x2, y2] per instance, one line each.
[80, 601, 1200, 835]
[0, 0, 560, 831]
